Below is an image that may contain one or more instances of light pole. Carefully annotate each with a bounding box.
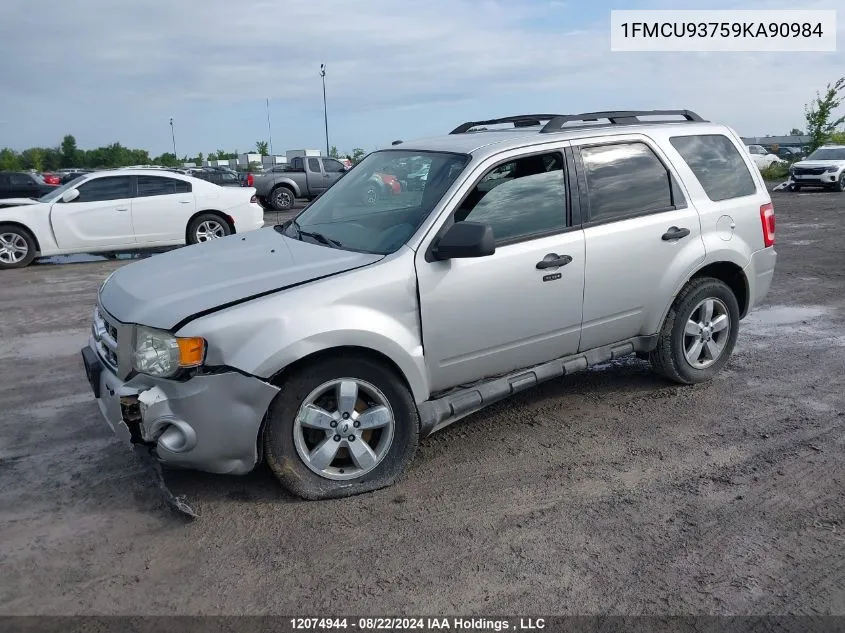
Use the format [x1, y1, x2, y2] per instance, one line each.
[320, 64, 329, 157]
[266, 97, 274, 156]
[169, 117, 177, 159]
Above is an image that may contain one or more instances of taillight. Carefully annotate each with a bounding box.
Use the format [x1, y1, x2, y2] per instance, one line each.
[760, 202, 775, 247]
[246, 174, 254, 187]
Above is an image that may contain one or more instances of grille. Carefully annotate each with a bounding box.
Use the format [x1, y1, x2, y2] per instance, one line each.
[92, 307, 119, 370]
[792, 167, 826, 176]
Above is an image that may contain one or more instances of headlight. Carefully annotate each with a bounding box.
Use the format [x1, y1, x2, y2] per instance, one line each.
[825, 166, 839, 173]
[132, 326, 206, 377]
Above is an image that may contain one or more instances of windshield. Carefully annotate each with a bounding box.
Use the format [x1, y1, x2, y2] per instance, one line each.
[283, 149, 470, 254]
[38, 175, 88, 202]
[805, 148, 845, 161]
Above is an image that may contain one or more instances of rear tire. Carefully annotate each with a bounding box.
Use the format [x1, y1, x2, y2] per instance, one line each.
[649, 277, 740, 385]
[0, 224, 37, 269]
[263, 355, 419, 500]
[187, 213, 231, 244]
[269, 186, 295, 211]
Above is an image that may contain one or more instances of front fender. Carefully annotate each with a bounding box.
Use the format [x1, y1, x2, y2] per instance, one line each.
[177, 252, 430, 403]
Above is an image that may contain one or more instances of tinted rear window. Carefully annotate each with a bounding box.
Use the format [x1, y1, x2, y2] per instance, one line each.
[670, 134, 756, 201]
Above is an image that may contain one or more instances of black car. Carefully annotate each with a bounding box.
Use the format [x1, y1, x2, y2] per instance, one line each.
[0, 171, 57, 199]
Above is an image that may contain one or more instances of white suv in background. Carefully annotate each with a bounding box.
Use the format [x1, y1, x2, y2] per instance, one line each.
[787, 145, 845, 191]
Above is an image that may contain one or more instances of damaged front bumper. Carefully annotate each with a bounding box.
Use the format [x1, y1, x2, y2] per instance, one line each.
[81, 337, 280, 504]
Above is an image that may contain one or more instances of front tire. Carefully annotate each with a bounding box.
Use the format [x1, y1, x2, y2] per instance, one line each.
[0, 224, 37, 269]
[264, 355, 419, 500]
[649, 277, 740, 385]
[837, 173, 845, 192]
[187, 213, 231, 244]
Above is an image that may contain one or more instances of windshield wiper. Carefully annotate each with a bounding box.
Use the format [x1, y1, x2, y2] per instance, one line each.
[281, 219, 344, 249]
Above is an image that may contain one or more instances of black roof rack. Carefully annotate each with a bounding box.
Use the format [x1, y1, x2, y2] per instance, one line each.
[449, 110, 706, 135]
[450, 114, 563, 134]
[539, 110, 705, 133]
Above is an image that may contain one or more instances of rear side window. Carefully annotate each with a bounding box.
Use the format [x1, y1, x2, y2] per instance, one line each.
[137, 175, 191, 196]
[670, 134, 756, 201]
[308, 158, 321, 172]
[10, 173, 34, 185]
[580, 142, 678, 223]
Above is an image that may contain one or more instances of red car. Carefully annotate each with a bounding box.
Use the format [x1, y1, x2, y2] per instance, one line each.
[41, 173, 61, 186]
[375, 172, 401, 194]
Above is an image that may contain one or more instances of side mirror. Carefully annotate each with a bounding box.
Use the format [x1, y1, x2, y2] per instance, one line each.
[433, 221, 495, 260]
[61, 189, 80, 203]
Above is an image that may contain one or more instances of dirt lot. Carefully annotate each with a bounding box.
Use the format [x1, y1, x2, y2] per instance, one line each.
[1, 193, 843, 616]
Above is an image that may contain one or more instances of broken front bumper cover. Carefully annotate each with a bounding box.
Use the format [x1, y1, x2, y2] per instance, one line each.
[82, 339, 280, 513]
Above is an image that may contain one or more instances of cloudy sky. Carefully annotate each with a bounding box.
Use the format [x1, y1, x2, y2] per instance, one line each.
[0, 0, 842, 157]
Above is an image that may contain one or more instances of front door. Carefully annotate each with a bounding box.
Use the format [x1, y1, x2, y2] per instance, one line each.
[321, 158, 347, 190]
[51, 175, 135, 250]
[416, 148, 585, 393]
[573, 137, 706, 351]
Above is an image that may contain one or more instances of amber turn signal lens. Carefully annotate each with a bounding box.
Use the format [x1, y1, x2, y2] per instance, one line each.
[177, 337, 206, 367]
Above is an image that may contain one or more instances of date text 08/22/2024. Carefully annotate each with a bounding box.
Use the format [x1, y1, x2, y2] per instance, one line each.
[289, 618, 547, 631]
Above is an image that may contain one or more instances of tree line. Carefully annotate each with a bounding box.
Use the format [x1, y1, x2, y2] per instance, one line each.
[0, 134, 369, 173]
[4, 79, 841, 175]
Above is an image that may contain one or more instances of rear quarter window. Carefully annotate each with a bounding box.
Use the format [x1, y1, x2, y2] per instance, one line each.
[670, 134, 757, 201]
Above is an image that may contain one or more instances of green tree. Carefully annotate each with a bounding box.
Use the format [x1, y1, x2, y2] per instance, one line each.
[153, 152, 180, 167]
[60, 134, 78, 167]
[20, 148, 44, 171]
[329, 145, 340, 158]
[804, 76, 845, 152]
[789, 128, 804, 136]
[196, 151, 204, 165]
[351, 147, 366, 164]
[830, 130, 845, 144]
[255, 141, 269, 155]
[0, 148, 21, 171]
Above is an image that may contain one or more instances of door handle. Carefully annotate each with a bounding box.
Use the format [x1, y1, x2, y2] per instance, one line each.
[115, 207, 129, 212]
[662, 226, 690, 241]
[179, 200, 192, 204]
[536, 253, 572, 269]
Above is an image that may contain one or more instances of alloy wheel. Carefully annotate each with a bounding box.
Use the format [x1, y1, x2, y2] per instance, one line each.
[293, 378, 395, 481]
[195, 220, 225, 242]
[683, 298, 731, 369]
[0, 232, 28, 264]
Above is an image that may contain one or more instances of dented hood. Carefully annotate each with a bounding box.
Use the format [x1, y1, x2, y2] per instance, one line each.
[98, 227, 383, 330]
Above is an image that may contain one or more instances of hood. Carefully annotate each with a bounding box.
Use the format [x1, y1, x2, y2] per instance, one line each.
[793, 160, 845, 168]
[99, 227, 383, 330]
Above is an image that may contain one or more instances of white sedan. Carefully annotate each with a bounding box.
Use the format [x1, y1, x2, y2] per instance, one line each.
[0, 168, 265, 269]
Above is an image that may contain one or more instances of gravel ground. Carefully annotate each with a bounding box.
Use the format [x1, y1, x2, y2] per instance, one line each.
[0, 191, 843, 616]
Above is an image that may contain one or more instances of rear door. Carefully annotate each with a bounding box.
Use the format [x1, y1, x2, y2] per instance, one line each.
[50, 175, 135, 249]
[131, 175, 195, 244]
[0, 174, 10, 199]
[572, 136, 706, 351]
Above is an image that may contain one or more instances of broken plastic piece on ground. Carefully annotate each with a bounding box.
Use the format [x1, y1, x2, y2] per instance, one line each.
[133, 445, 199, 519]
[772, 180, 790, 191]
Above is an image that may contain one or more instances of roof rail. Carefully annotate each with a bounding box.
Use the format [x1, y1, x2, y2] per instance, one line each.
[539, 110, 705, 133]
[450, 114, 564, 134]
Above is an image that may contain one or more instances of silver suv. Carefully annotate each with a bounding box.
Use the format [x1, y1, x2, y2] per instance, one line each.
[81, 110, 777, 501]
